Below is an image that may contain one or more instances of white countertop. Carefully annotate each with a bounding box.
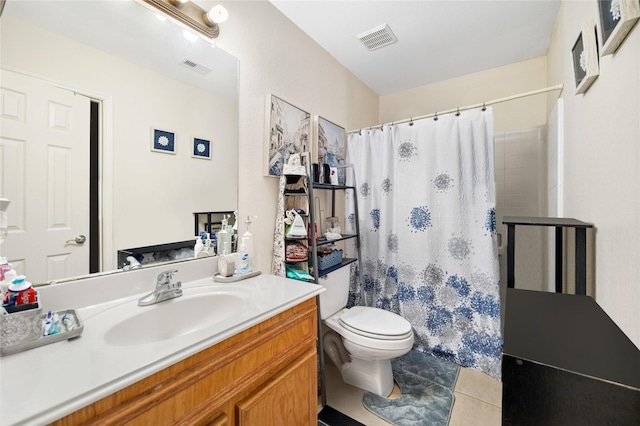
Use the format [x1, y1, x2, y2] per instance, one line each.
[0, 273, 323, 426]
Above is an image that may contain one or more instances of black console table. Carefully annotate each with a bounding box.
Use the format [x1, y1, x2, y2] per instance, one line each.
[503, 216, 593, 295]
[503, 289, 640, 425]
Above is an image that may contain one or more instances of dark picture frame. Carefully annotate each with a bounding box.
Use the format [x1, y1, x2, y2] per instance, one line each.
[572, 20, 599, 95]
[151, 128, 176, 154]
[598, 0, 640, 56]
[192, 137, 211, 159]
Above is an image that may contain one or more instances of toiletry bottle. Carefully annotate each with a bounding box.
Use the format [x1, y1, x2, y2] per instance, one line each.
[43, 311, 61, 336]
[0, 257, 9, 282]
[236, 238, 251, 274]
[204, 232, 211, 254]
[242, 216, 256, 272]
[1, 266, 16, 298]
[194, 236, 204, 258]
[218, 216, 231, 255]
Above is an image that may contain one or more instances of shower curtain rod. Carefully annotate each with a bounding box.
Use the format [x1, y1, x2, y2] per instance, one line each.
[347, 83, 564, 134]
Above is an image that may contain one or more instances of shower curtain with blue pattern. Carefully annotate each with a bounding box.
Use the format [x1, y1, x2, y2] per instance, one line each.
[345, 107, 502, 378]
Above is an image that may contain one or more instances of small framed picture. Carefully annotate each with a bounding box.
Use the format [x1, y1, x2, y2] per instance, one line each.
[192, 137, 212, 159]
[598, 0, 640, 56]
[571, 20, 599, 95]
[151, 128, 176, 154]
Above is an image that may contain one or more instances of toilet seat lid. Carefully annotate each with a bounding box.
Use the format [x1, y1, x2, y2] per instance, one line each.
[339, 306, 413, 340]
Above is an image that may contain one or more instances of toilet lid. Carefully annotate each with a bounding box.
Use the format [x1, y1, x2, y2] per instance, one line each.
[339, 306, 413, 340]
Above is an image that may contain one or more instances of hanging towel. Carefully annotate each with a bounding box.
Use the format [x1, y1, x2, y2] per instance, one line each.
[271, 175, 287, 276]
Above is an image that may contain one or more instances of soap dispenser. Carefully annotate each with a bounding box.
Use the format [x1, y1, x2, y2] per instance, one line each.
[236, 238, 251, 274]
[218, 215, 231, 255]
[194, 235, 204, 258]
[204, 232, 211, 254]
[242, 216, 257, 272]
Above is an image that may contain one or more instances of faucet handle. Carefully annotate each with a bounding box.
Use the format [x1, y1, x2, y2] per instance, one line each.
[157, 269, 178, 286]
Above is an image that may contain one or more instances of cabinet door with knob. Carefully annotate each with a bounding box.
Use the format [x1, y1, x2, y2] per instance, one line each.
[236, 350, 317, 425]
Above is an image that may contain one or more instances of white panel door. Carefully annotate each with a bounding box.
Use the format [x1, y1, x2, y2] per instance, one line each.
[1, 69, 90, 283]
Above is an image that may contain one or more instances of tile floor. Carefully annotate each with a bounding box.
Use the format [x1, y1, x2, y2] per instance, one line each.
[324, 360, 502, 425]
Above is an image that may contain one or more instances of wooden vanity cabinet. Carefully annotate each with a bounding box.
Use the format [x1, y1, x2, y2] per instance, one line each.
[53, 298, 318, 426]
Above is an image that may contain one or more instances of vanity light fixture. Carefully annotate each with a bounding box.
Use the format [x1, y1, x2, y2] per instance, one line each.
[139, 0, 228, 39]
[203, 4, 228, 26]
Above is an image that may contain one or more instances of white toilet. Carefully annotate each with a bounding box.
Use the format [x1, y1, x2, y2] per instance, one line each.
[319, 268, 414, 397]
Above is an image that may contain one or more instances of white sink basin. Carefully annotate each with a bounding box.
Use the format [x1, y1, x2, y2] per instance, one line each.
[102, 286, 251, 346]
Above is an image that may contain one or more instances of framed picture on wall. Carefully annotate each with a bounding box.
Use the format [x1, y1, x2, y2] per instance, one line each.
[314, 116, 346, 184]
[151, 128, 176, 154]
[192, 137, 212, 159]
[264, 94, 311, 177]
[571, 20, 599, 95]
[598, 0, 640, 56]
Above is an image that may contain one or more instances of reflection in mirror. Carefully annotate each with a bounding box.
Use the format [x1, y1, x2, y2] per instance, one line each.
[116, 211, 237, 269]
[0, 0, 239, 284]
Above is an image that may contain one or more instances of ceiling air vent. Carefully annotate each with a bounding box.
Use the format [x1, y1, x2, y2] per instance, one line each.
[179, 58, 212, 75]
[357, 24, 398, 51]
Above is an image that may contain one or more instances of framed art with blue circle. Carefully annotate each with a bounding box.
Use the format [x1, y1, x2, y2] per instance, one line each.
[151, 128, 176, 154]
[192, 137, 211, 159]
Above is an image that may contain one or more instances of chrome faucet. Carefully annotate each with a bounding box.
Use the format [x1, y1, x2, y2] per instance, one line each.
[138, 270, 182, 306]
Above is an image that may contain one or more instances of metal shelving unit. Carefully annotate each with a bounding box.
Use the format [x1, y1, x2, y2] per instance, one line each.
[307, 172, 364, 425]
[281, 161, 364, 424]
[307, 181, 362, 282]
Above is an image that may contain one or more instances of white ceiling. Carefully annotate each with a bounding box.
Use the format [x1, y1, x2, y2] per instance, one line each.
[270, 0, 562, 96]
[3, 0, 238, 100]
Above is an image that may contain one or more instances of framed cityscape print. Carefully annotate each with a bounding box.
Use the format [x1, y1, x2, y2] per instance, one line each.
[598, 0, 640, 56]
[151, 128, 176, 154]
[315, 116, 346, 184]
[192, 137, 211, 159]
[265, 94, 310, 177]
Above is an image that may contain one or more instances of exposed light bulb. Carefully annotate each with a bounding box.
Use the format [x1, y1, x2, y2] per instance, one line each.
[204, 4, 228, 25]
[183, 29, 198, 42]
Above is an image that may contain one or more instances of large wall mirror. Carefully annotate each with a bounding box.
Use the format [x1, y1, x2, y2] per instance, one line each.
[0, 0, 239, 284]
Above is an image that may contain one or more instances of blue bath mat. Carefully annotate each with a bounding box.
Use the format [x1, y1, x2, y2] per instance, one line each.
[362, 350, 460, 426]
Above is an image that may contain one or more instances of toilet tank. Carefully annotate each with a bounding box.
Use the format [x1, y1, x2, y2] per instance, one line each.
[318, 267, 350, 320]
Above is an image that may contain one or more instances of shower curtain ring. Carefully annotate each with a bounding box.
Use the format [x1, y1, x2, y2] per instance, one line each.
[482, 102, 486, 111]
[434, 112, 438, 121]
[456, 107, 460, 117]
[409, 117, 414, 126]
